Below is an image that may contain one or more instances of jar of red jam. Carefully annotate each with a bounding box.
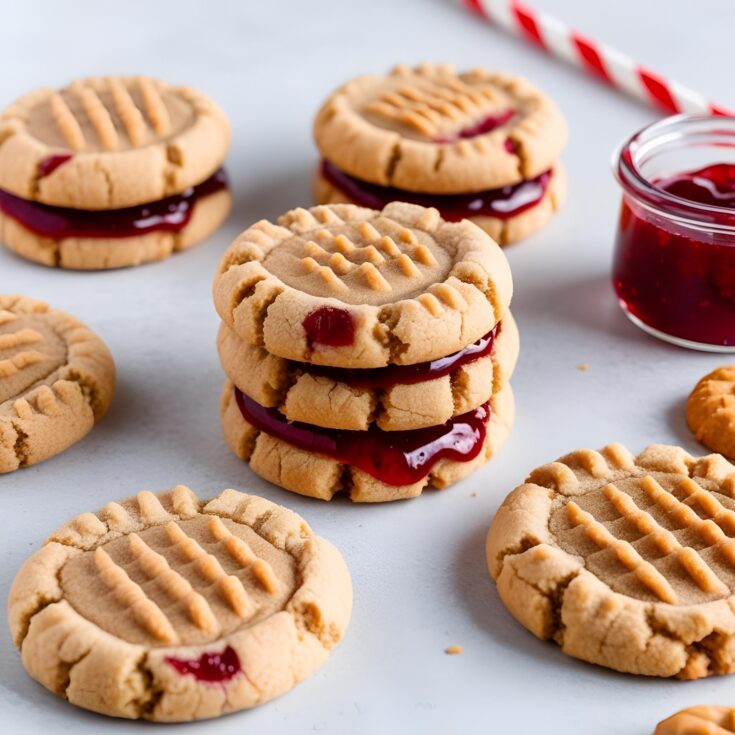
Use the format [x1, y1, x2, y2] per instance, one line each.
[613, 114, 735, 351]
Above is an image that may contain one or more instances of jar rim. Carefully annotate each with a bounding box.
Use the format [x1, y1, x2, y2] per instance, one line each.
[613, 113, 735, 229]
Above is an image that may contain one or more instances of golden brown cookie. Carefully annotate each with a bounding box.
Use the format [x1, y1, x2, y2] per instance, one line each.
[8, 486, 352, 721]
[0, 76, 231, 269]
[213, 201, 512, 369]
[312, 63, 567, 244]
[221, 377, 514, 502]
[687, 366, 735, 458]
[313, 63, 567, 193]
[0, 294, 115, 472]
[217, 310, 518, 431]
[655, 706, 735, 734]
[487, 443, 735, 679]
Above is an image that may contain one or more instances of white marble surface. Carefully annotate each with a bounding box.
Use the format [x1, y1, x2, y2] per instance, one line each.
[1, 0, 734, 732]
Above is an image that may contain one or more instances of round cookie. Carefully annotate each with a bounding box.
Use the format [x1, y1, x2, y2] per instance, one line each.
[0, 294, 115, 472]
[221, 378, 514, 503]
[8, 486, 352, 721]
[687, 366, 735, 458]
[0, 76, 231, 269]
[217, 310, 519, 431]
[213, 201, 512, 369]
[487, 443, 735, 679]
[313, 63, 567, 194]
[655, 706, 735, 734]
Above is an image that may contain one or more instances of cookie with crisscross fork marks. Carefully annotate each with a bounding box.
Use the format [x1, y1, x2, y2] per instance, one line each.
[0, 294, 114, 472]
[487, 443, 735, 679]
[8, 486, 352, 721]
[0, 76, 231, 269]
[655, 706, 735, 734]
[214, 201, 512, 369]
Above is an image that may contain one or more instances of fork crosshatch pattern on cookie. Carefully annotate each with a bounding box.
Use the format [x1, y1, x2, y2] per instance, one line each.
[487, 444, 735, 679]
[8, 487, 352, 721]
[0, 294, 115, 472]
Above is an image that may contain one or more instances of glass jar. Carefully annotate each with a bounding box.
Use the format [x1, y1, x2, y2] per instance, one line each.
[612, 114, 735, 351]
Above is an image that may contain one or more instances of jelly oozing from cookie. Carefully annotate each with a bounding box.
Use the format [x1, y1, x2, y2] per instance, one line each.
[166, 646, 241, 683]
[0, 169, 228, 239]
[306, 323, 499, 389]
[614, 164, 735, 346]
[37, 153, 74, 178]
[302, 306, 355, 347]
[235, 388, 488, 485]
[320, 160, 551, 222]
[434, 109, 516, 143]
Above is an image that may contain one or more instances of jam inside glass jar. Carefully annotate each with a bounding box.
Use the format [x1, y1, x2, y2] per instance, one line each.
[612, 115, 735, 351]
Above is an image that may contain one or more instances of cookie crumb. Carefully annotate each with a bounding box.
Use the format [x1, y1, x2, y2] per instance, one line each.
[577, 363, 589, 372]
[470, 492, 477, 497]
[445, 645, 463, 655]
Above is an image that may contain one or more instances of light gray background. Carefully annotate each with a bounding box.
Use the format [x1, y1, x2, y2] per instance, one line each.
[1, 0, 733, 732]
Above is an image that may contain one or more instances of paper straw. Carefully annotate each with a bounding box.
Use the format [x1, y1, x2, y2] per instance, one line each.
[461, 0, 732, 116]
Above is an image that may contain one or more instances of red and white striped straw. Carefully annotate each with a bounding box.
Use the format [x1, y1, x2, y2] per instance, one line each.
[461, 0, 732, 117]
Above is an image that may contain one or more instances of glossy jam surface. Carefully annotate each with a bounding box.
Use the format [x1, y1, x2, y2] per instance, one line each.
[321, 160, 550, 221]
[0, 169, 228, 239]
[37, 153, 74, 178]
[306, 323, 499, 389]
[614, 164, 735, 346]
[434, 109, 516, 143]
[302, 306, 355, 347]
[165, 646, 241, 683]
[236, 389, 488, 486]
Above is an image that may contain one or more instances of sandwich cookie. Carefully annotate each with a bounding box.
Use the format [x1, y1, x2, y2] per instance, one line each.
[0, 294, 115, 472]
[214, 201, 515, 502]
[8, 486, 352, 721]
[313, 63, 567, 245]
[0, 76, 231, 269]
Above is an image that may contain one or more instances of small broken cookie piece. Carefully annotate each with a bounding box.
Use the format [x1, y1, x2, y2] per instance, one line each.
[655, 706, 735, 734]
[7, 486, 352, 721]
[0, 294, 115, 472]
[313, 63, 568, 244]
[0, 76, 231, 269]
[487, 443, 735, 679]
[687, 366, 735, 458]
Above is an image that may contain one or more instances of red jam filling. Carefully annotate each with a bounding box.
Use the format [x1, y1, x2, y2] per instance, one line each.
[321, 160, 550, 221]
[434, 109, 516, 143]
[613, 164, 735, 346]
[37, 153, 74, 178]
[305, 323, 499, 389]
[165, 646, 241, 683]
[0, 168, 228, 239]
[236, 388, 489, 486]
[302, 306, 355, 347]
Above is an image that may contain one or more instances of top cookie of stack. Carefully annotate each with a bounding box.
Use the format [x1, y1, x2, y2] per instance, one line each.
[214, 201, 517, 502]
[313, 63, 568, 245]
[0, 76, 231, 269]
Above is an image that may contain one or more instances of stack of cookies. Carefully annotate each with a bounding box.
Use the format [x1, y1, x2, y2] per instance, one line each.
[213, 201, 517, 502]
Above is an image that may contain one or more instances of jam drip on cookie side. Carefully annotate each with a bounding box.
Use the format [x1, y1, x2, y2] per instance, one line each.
[613, 164, 735, 346]
[37, 153, 74, 178]
[305, 323, 500, 389]
[0, 169, 228, 239]
[320, 160, 550, 221]
[302, 307, 355, 347]
[165, 645, 242, 683]
[236, 389, 489, 486]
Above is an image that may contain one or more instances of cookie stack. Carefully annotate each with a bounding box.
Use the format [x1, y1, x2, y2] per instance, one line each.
[213, 201, 517, 502]
[313, 63, 567, 245]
